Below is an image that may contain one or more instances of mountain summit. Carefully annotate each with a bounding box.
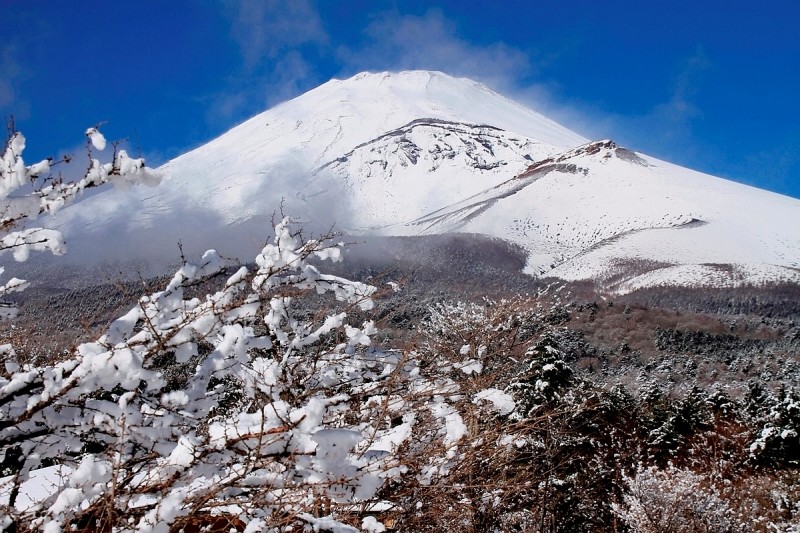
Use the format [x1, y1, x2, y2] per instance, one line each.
[48, 70, 800, 292]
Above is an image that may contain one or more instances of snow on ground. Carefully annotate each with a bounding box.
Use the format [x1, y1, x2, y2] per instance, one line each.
[320, 121, 561, 229]
[423, 141, 800, 291]
[612, 263, 800, 295]
[473, 389, 516, 416]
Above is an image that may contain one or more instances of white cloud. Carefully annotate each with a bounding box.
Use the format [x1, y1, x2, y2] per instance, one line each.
[336, 9, 532, 91]
[649, 48, 709, 137]
[206, 0, 329, 124]
[224, 0, 328, 67]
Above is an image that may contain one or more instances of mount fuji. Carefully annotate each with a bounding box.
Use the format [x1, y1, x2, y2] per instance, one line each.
[46, 70, 800, 293]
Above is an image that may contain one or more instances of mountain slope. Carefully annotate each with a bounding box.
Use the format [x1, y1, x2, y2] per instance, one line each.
[314, 119, 561, 228]
[398, 139, 800, 291]
[45, 70, 800, 292]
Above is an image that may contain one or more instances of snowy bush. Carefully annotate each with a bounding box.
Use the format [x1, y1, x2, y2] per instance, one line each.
[2, 219, 337, 528]
[506, 332, 574, 419]
[613, 463, 742, 533]
[420, 297, 546, 385]
[750, 386, 800, 467]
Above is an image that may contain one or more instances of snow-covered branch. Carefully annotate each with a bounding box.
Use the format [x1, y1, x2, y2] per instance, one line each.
[0, 124, 163, 318]
[1, 126, 158, 258]
[0, 217, 472, 532]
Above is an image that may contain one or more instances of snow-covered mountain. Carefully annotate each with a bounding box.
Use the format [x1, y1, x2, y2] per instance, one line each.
[48, 70, 800, 292]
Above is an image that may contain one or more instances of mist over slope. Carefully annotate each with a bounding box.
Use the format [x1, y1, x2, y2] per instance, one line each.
[44, 70, 800, 292]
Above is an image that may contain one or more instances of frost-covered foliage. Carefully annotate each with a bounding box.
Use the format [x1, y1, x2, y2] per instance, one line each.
[750, 386, 800, 467]
[0, 217, 480, 532]
[613, 463, 742, 533]
[0, 124, 161, 316]
[420, 297, 545, 381]
[0, 124, 160, 257]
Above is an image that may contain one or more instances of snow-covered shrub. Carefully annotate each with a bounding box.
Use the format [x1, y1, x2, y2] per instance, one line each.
[2, 219, 347, 527]
[0, 208, 480, 531]
[613, 463, 743, 533]
[420, 297, 545, 389]
[750, 386, 800, 467]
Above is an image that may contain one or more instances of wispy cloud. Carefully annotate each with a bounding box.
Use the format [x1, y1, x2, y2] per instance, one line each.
[0, 44, 30, 120]
[510, 47, 713, 155]
[206, 6, 559, 139]
[225, 0, 328, 67]
[203, 5, 717, 178]
[336, 9, 532, 91]
[600, 47, 712, 165]
[206, 0, 329, 125]
[648, 47, 710, 141]
[331, 10, 715, 155]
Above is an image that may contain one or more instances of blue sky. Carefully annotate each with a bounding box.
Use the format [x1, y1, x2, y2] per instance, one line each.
[2, 0, 799, 198]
